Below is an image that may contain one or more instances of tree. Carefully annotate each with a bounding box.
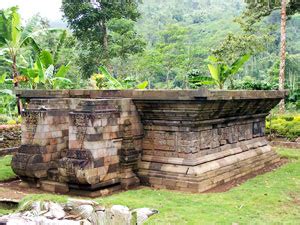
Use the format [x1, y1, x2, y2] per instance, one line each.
[279, 0, 287, 113]
[156, 24, 189, 88]
[0, 7, 40, 87]
[132, 49, 164, 89]
[108, 18, 146, 76]
[212, 2, 276, 66]
[243, 0, 300, 113]
[244, 0, 300, 15]
[62, 0, 142, 77]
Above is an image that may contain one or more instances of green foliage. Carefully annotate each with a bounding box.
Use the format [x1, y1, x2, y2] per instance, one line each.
[188, 70, 215, 88]
[239, 1, 300, 109]
[62, 0, 140, 41]
[0, 0, 299, 117]
[108, 18, 146, 60]
[62, 0, 142, 77]
[155, 24, 190, 88]
[39, 50, 54, 68]
[189, 54, 250, 89]
[98, 66, 123, 89]
[266, 113, 300, 140]
[57, 0, 299, 92]
[53, 30, 67, 65]
[20, 49, 72, 89]
[0, 89, 17, 120]
[0, 73, 7, 84]
[91, 66, 148, 90]
[232, 76, 278, 90]
[244, 0, 300, 17]
[0, 6, 21, 48]
[212, 1, 276, 65]
[0, 7, 41, 84]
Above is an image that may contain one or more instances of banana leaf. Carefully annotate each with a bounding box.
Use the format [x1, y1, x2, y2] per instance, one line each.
[99, 66, 123, 89]
[136, 81, 148, 89]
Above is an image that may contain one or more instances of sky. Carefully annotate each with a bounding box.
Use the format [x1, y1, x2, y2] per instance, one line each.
[0, 0, 66, 27]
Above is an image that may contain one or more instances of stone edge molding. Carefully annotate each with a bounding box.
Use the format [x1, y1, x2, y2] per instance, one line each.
[16, 89, 287, 100]
[12, 89, 287, 196]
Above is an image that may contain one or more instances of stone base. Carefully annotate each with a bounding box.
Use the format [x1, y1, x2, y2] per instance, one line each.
[29, 180, 122, 197]
[120, 168, 140, 189]
[68, 184, 122, 198]
[138, 139, 280, 193]
[270, 140, 300, 149]
[40, 180, 69, 194]
[19, 180, 39, 189]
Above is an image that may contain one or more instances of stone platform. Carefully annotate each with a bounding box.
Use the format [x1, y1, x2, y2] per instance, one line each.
[12, 89, 287, 195]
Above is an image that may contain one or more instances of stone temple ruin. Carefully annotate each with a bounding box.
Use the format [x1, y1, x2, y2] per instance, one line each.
[12, 89, 286, 196]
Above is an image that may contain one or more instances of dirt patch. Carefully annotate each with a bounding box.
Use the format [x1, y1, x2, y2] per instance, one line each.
[0, 180, 45, 202]
[204, 158, 288, 193]
[0, 180, 125, 200]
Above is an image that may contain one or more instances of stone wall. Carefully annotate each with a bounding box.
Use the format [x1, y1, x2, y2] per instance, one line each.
[12, 99, 69, 179]
[58, 99, 143, 190]
[134, 98, 281, 192]
[12, 89, 286, 195]
[12, 97, 143, 192]
[0, 125, 21, 149]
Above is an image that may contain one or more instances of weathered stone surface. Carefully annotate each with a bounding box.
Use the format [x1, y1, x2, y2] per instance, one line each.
[12, 89, 286, 195]
[40, 180, 69, 193]
[0, 199, 158, 225]
[0, 125, 21, 149]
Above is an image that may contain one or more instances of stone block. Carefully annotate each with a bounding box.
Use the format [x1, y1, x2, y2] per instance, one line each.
[40, 180, 69, 194]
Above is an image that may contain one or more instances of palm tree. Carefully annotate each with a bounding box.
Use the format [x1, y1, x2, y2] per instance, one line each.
[279, 0, 287, 113]
[0, 7, 40, 87]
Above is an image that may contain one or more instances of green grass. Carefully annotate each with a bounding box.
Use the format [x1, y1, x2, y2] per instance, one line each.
[1, 149, 300, 224]
[99, 148, 300, 224]
[0, 207, 15, 215]
[0, 155, 16, 181]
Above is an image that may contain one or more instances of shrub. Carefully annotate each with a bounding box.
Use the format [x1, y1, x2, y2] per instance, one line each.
[282, 115, 294, 121]
[266, 113, 300, 140]
[231, 76, 278, 90]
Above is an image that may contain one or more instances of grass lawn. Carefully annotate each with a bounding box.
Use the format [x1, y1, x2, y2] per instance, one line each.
[99, 148, 300, 224]
[1, 148, 300, 224]
[0, 155, 16, 181]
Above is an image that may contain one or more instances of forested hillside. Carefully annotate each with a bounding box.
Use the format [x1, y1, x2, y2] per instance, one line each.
[128, 0, 299, 91]
[0, 0, 299, 117]
[121, 0, 244, 88]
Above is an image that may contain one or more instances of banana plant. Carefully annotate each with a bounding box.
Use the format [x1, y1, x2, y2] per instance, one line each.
[94, 66, 148, 89]
[21, 49, 72, 89]
[0, 73, 6, 83]
[207, 54, 251, 89]
[0, 73, 16, 118]
[0, 7, 41, 87]
[189, 54, 251, 89]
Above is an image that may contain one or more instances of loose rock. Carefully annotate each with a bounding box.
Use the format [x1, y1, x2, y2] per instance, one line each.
[0, 199, 158, 225]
